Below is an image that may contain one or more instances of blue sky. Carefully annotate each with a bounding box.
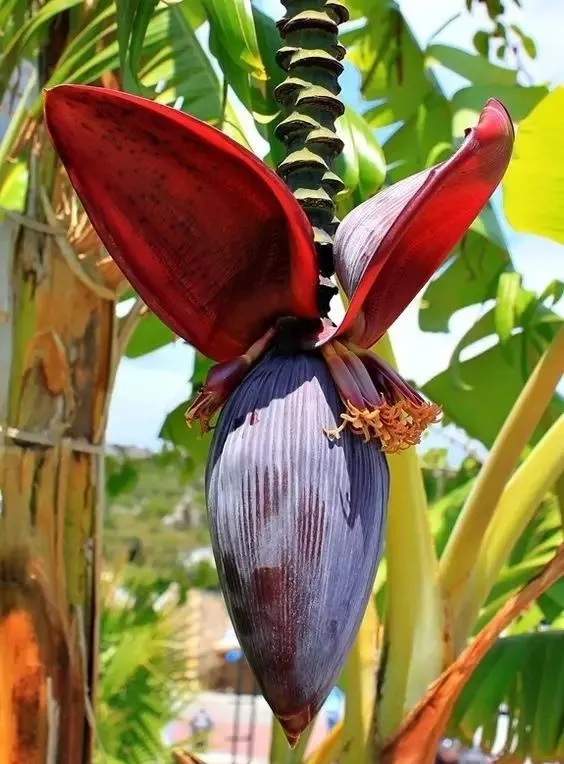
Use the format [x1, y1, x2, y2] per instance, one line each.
[107, 0, 564, 451]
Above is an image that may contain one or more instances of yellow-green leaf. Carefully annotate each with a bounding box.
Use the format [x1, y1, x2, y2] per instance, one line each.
[334, 106, 385, 216]
[504, 87, 564, 244]
[495, 271, 522, 353]
[426, 44, 516, 87]
[204, 0, 266, 80]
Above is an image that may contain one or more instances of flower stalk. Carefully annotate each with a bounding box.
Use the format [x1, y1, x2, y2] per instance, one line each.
[374, 336, 444, 742]
[275, 0, 350, 316]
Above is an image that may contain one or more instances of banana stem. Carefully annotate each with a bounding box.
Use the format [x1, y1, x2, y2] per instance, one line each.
[439, 326, 564, 607]
[275, 0, 349, 316]
[341, 600, 379, 763]
[452, 414, 564, 649]
[374, 334, 444, 741]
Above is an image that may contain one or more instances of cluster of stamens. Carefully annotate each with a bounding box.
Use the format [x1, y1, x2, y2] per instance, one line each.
[321, 341, 441, 453]
[185, 331, 441, 453]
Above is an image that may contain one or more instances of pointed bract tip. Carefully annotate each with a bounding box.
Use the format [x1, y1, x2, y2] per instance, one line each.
[277, 705, 315, 747]
[480, 97, 515, 140]
[284, 730, 301, 749]
[43, 83, 74, 108]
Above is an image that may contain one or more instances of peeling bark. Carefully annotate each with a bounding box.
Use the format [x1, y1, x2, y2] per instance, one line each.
[0, 223, 115, 764]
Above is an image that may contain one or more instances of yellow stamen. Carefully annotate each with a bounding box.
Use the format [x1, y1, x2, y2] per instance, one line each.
[325, 398, 442, 453]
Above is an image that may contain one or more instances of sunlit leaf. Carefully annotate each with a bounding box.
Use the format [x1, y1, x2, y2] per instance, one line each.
[116, 0, 158, 93]
[495, 271, 522, 353]
[204, 0, 264, 78]
[204, 0, 267, 115]
[348, 4, 431, 124]
[0, 160, 27, 213]
[504, 87, 564, 244]
[334, 106, 385, 216]
[426, 44, 516, 86]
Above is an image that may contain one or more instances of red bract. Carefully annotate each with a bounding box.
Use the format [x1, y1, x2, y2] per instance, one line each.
[329, 99, 515, 349]
[44, 85, 514, 742]
[44, 85, 318, 363]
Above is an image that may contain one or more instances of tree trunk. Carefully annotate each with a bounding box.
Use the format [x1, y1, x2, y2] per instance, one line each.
[0, 218, 115, 764]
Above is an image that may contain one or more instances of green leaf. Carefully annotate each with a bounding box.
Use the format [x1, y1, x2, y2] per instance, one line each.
[116, 0, 159, 93]
[44, 5, 118, 88]
[106, 460, 139, 497]
[428, 480, 474, 558]
[419, 225, 510, 333]
[480, 500, 564, 633]
[41, 2, 228, 134]
[487, 0, 505, 19]
[495, 271, 522, 352]
[204, 0, 264, 78]
[46, 3, 230, 136]
[0, 0, 20, 34]
[510, 23, 537, 59]
[348, 5, 431, 125]
[203, 0, 267, 115]
[97, 568, 189, 762]
[124, 312, 175, 358]
[538, 578, 564, 622]
[334, 106, 385, 216]
[185, 0, 206, 28]
[116, 0, 139, 82]
[472, 30, 490, 57]
[504, 87, 564, 244]
[141, 6, 250, 145]
[0, 0, 83, 92]
[425, 43, 517, 86]
[422, 327, 564, 449]
[142, 5, 220, 119]
[539, 279, 564, 306]
[447, 284, 559, 390]
[451, 84, 547, 137]
[191, 352, 213, 388]
[159, 401, 210, 473]
[251, 7, 286, 161]
[0, 161, 28, 214]
[448, 631, 564, 761]
[376, 91, 451, 182]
